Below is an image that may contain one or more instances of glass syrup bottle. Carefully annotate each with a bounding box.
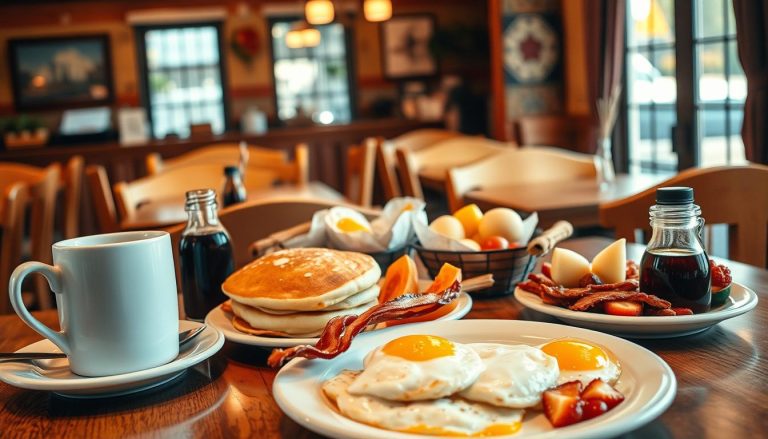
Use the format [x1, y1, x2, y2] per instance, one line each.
[639, 187, 711, 313]
[179, 189, 234, 321]
[222, 165, 246, 208]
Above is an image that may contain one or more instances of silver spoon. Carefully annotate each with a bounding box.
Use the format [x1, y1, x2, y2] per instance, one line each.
[0, 325, 207, 362]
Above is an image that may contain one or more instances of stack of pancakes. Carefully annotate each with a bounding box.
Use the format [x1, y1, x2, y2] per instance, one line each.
[222, 248, 381, 337]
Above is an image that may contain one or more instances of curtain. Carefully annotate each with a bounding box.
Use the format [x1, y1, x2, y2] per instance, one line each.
[584, 0, 625, 154]
[733, 0, 768, 165]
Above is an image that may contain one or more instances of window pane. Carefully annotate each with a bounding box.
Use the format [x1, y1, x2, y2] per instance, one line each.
[271, 21, 352, 124]
[628, 0, 675, 46]
[695, 0, 726, 38]
[143, 25, 225, 138]
[696, 42, 726, 103]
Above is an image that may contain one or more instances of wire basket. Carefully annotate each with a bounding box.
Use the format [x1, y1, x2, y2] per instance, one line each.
[368, 246, 410, 273]
[412, 243, 537, 297]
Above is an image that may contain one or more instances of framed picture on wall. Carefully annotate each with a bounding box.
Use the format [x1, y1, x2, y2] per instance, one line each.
[380, 14, 438, 80]
[8, 35, 114, 111]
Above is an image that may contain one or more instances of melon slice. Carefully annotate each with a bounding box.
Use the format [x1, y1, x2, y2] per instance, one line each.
[550, 248, 592, 287]
[387, 263, 462, 326]
[590, 238, 627, 284]
[379, 255, 419, 303]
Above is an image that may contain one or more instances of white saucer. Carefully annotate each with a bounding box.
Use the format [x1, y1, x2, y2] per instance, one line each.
[514, 282, 758, 338]
[0, 320, 224, 398]
[206, 292, 473, 348]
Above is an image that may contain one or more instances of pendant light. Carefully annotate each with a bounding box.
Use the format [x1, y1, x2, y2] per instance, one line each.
[286, 22, 322, 49]
[363, 0, 392, 22]
[305, 0, 335, 25]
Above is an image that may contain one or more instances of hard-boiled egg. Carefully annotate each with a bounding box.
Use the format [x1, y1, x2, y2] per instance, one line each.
[478, 208, 523, 242]
[429, 215, 466, 240]
[550, 247, 591, 287]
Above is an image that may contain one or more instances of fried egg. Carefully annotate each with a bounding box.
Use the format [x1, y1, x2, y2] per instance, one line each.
[326, 207, 372, 233]
[325, 370, 524, 437]
[347, 335, 484, 401]
[539, 338, 621, 386]
[458, 343, 559, 408]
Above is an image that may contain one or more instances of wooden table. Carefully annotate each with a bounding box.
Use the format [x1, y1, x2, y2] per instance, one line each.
[121, 181, 344, 230]
[464, 174, 668, 228]
[1, 237, 766, 438]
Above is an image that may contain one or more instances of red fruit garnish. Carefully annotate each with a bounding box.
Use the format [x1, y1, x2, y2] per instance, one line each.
[672, 307, 694, 316]
[604, 300, 643, 316]
[542, 381, 584, 427]
[480, 236, 509, 251]
[541, 262, 553, 279]
[582, 399, 609, 420]
[581, 379, 625, 410]
[709, 259, 732, 288]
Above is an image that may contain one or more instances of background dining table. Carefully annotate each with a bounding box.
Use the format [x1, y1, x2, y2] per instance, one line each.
[120, 181, 344, 230]
[464, 174, 668, 229]
[0, 236, 765, 438]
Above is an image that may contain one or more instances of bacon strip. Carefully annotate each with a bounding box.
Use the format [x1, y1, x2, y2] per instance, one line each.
[588, 279, 639, 292]
[528, 273, 557, 287]
[569, 291, 671, 312]
[267, 281, 462, 368]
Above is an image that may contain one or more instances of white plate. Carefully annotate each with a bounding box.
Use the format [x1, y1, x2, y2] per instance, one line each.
[206, 291, 473, 348]
[273, 319, 677, 439]
[0, 321, 224, 398]
[514, 282, 758, 338]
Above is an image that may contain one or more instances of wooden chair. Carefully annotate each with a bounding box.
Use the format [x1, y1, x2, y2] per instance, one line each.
[445, 147, 599, 213]
[0, 162, 61, 310]
[86, 165, 121, 233]
[509, 115, 597, 153]
[345, 138, 377, 207]
[113, 164, 279, 221]
[146, 143, 310, 186]
[62, 155, 84, 239]
[599, 165, 768, 267]
[396, 136, 514, 200]
[0, 182, 29, 314]
[375, 129, 462, 199]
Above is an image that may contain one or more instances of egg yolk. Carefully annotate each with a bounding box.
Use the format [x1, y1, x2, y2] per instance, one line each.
[336, 217, 370, 233]
[540, 339, 611, 371]
[381, 335, 454, 361]
[402, 423, 521, 437]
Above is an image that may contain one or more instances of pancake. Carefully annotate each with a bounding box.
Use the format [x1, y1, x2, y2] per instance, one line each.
[222, 248, 381, 311]
[231, 299, 377, 335]
[253, 284, 380, 315]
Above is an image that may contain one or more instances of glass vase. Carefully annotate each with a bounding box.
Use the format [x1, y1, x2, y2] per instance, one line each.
[596, 136, 616, 187]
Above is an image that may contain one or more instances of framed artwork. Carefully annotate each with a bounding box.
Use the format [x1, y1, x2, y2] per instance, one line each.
[380, 14, 438, 80]
[8, 35, 114, 111]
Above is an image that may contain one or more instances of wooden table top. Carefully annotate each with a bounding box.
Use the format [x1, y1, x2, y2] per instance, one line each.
[464, 174, 668, 228]
[120, 181, 344, 230]
[1, 237, 766, 438]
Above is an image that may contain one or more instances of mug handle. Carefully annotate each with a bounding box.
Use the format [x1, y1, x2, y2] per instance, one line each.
[9, 261, 70, 355]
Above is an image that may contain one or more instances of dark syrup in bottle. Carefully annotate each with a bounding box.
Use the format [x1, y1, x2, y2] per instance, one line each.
[640, 248, 711, 313]
[179, 231, 234, 320]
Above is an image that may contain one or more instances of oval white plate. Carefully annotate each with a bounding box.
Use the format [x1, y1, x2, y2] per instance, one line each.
[0, 321, 224, 398]
[514, 282, 758, 338]
[206, 291, 472, 348]
[273, 319, 677, 439]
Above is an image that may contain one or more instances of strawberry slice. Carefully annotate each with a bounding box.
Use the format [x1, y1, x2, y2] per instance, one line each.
[581, 379, 625, 410]
[604, 300, 643, 316]
[582, 399, 608, 420]
[542, 381, 584, 427]
[541, 262, 553, 280]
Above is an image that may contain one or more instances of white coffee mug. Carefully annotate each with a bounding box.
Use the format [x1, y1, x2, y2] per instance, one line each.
[9, 231, 180, 377]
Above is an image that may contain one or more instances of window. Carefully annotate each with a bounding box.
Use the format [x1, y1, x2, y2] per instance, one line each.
[624, 0, 746, 173]
[269, 19, 353, 124]
[136, 23, 228, 138]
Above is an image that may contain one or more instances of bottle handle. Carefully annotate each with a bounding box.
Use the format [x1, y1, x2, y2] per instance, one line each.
[8, 262, 70, 355]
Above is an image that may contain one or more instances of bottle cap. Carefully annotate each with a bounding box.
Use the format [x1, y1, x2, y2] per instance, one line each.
[224, 165, 240, 176]
[656, 187, 694, 205]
